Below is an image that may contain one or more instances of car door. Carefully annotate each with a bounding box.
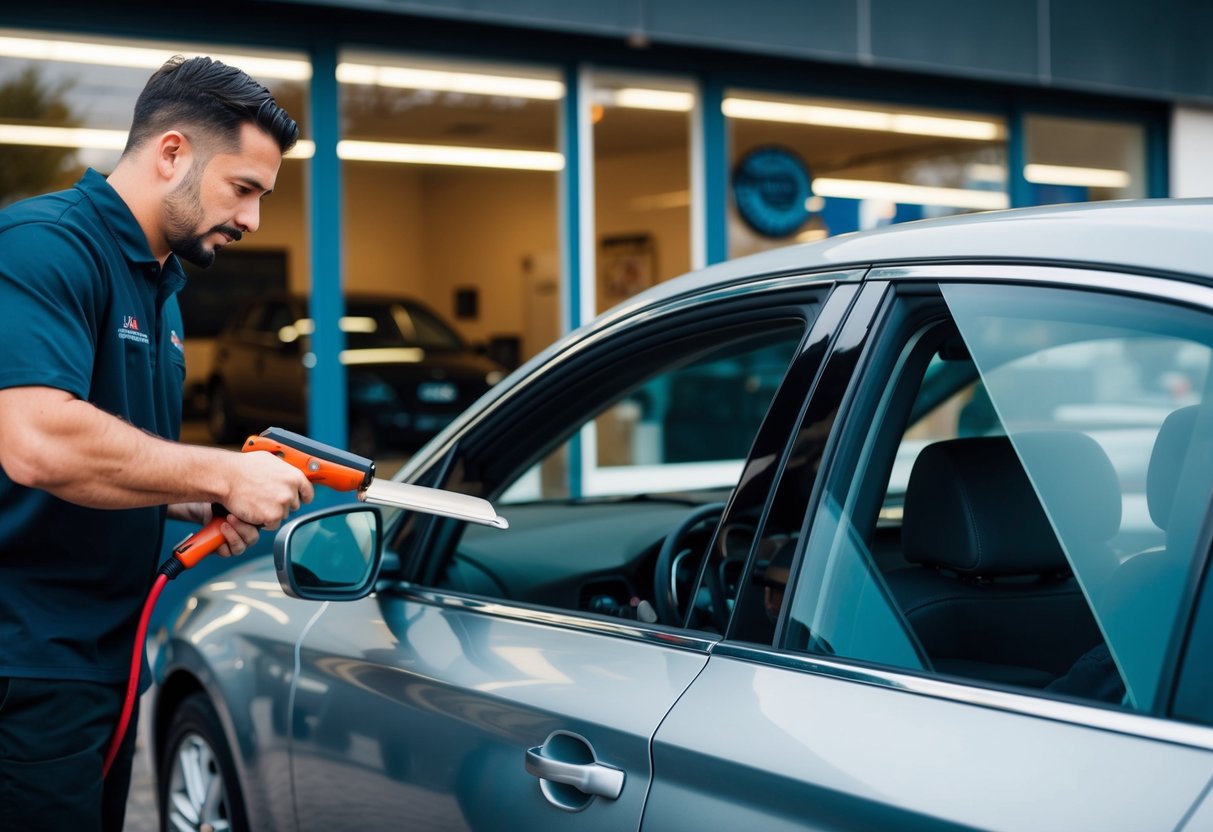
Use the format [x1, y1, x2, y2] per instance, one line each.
[643, 269, 1213, 831]
[285, 274, 855, 830]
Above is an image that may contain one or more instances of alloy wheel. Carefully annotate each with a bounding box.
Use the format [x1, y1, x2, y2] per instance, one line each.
[165, 731, 233, 832]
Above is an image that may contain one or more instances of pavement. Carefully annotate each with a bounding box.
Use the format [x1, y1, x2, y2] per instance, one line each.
[125, 689, 158, 831]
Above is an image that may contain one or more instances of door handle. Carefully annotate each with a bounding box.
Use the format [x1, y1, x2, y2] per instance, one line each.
[524, 731, 624, 807]
[525, 748, 623, 799]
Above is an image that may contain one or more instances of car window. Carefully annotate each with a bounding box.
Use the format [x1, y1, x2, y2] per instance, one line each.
[234, 302, 269, 334]
[261, 302, 296, 338]
[392, 302, 817, 626]
[396, 302, 465, 351]
[782, 282, 1213, 714]
[500, 337, 798, 503]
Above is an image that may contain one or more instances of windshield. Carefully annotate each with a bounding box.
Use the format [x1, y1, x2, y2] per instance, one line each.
[343, 301, 465, 352]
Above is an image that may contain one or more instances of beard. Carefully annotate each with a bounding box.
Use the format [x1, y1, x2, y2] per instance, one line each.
[164, 165, 242, 268]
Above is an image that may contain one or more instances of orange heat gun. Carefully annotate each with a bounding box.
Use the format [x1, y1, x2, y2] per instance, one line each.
[104, 427, 376, 776]
[161, 427, 376, 575]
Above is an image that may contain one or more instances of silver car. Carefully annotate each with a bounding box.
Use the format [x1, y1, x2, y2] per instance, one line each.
[152, 199, 1213, 831]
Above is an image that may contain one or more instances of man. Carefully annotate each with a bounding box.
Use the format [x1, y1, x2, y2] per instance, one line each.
[0, 56, 314, 830]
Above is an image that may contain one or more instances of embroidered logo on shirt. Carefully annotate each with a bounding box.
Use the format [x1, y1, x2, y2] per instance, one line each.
[170, 330, 184, 353]
[118, 315, 149, 345]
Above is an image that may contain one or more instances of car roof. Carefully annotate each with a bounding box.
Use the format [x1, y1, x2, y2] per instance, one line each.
[623, 199, 1213, 314]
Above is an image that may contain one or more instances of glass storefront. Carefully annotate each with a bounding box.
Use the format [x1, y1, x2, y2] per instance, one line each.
[724, 90, 1008, 257]
[1024, 113, 1146, 204]
[589, 70, 696, 314]
[338, 50, 563, 365]
[0, 27, 1164, 460]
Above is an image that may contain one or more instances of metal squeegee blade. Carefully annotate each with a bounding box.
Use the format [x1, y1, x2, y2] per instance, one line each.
[361, 479, 509, 529]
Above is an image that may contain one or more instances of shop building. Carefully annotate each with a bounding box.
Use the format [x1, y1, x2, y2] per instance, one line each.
[1, 1, 1209, 450]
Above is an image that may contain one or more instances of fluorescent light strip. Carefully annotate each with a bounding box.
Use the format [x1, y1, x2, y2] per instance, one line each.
[337, 62, 563, 100]
[338, 139, 563, 171]
[1, 35, 574, 100]
[340, 348, 425, 365]
[0, 35, 311, 81]
[0, 128, 561, 171]
[812, 177, 1009, 210]
[1024, 163, 1131, 189]
[722, 97, 1004, 141]
[604, 88, 695, 112]
[0, 123, 127, 150]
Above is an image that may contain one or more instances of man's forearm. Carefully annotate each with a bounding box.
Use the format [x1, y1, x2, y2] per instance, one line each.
[0, 387, 228, 508]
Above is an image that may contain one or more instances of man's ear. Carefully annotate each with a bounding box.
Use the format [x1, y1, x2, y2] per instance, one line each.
[154, 130, 191, 182]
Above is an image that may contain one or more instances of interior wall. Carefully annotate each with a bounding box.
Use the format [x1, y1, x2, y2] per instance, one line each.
[419, 166, 560, 356]
[340, 163, 427, 296]
[595, 145, 693, 286]
[241, 158, 310, 289]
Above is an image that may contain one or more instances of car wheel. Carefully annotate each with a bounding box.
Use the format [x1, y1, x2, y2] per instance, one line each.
[207, 382, 240, 444]
[159, 692, 249, 832]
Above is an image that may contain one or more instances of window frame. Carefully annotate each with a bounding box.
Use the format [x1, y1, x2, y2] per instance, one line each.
[379, 276, 843, 635]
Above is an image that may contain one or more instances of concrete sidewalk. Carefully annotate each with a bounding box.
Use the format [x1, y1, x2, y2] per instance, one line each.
[124, 688, 158, 831]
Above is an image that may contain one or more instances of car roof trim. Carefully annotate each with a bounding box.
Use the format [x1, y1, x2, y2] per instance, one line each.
[869, 264, 1213, 309]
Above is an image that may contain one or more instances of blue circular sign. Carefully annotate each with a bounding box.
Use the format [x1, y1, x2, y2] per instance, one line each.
[732, 146, 812, 238]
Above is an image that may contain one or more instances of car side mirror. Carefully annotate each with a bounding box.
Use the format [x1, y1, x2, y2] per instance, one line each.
[275, 504, 383, 601]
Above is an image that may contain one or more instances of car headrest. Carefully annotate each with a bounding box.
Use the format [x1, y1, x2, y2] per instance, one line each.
[1147, 405, 1198, 530]
[903, 433, 1120, 576]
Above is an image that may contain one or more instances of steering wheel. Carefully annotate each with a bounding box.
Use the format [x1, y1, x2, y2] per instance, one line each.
[653, 502, 727, 628]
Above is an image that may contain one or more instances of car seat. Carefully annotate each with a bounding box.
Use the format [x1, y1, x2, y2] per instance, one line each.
[887, 433, 1115, 689]
[1094, 405, 1202, 705]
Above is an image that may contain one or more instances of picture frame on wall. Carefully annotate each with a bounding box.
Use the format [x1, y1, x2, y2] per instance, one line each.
[598, 233, 657, 309]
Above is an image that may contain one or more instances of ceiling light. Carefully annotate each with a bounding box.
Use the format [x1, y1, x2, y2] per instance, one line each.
[1023, 164, 1131, 189]
[723, 97, 1004, 141]
[811, 178, 1009, 210]
[0, 128, 562, 172]
[0, 34, 311, 80]
[337, 62, 564, 100]
[341, 348, 425, 365]
[967, 163, 1008, 184]
[337, 139, 564, 171]
[629, 189, 691, 211]
[0, 124, 126, 150]
[601, 88, 694, 112]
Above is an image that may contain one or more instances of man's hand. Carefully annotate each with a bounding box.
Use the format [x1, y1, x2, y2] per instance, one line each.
[168, 502, 261, 557]
[220, 450, 314, 530]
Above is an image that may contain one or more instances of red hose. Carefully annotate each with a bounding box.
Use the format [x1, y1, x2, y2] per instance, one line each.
[102, 572, 168, 778]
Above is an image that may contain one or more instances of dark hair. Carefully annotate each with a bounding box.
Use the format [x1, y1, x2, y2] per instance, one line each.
[124, 55, 298, 156]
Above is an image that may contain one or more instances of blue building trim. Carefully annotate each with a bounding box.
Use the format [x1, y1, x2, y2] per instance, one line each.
[307, 42, 348, 456]
[1147, 116, 1170, 199]
[560, 62, 583, 499]
[1007, 103, 1031, 209]
[702, 76, 728, 265]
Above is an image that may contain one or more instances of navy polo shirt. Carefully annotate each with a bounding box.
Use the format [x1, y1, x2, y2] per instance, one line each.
[0, 169, 187, 684]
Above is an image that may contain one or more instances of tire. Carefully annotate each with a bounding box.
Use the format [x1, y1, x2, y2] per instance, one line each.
[207, 382, 240, 444]
[158, 692, 249, 832]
